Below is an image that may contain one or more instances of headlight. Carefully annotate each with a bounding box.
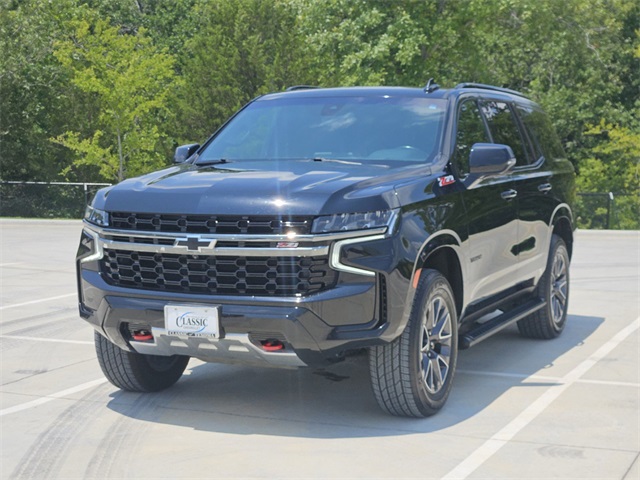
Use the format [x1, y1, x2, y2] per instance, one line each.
[312, 210, 395, 233]
[84, 205, 109, 227]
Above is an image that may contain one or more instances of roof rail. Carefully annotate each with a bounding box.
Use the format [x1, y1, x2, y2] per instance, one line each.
[285, 85, 320, 92]
[454, 83, 527, 98]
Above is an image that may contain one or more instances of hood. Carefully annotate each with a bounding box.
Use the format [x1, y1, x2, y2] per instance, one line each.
[93, 160, 434, 216]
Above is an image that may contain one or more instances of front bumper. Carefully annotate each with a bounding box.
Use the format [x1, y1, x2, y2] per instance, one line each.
[77, 222, 410, 367]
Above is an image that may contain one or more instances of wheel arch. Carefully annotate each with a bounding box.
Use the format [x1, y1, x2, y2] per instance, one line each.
[550, 203, 574, 259]
[413, 232, 464, 318]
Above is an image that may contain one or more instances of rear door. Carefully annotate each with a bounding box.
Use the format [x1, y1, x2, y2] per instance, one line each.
[511, 103, 563, 282]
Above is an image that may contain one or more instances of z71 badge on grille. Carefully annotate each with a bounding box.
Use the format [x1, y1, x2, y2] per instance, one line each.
[276, 242, 299, 248]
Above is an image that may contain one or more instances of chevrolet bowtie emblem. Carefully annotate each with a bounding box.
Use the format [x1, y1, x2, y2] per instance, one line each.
[174, 237, 216, 252]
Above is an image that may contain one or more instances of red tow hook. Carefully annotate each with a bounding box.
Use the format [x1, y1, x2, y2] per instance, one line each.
[260, 339, 285, 352]
[132, 330, 153, 342]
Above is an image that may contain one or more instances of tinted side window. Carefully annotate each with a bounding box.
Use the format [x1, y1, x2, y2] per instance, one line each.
[479, 100, 530, 166]
[515, 105, 565, 161]
[454, 99, 490, 176]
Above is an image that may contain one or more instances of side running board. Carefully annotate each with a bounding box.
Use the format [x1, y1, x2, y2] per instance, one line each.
[459, 298, 546, 349]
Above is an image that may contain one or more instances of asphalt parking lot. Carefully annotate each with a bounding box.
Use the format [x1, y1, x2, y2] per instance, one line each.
[1, 219, 638, 479]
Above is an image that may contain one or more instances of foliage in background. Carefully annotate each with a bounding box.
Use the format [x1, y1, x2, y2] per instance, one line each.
[172, 0, 313, 142]
[0, 0, 77, 181]
[576, 120, 639, 229]
[0, 183, 89, 218]
[0, 0, 638, 227]
[52, 16, 179, 182]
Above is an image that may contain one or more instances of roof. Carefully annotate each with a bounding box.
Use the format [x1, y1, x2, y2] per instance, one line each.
[260, 86, 452, 100]
[260, 84, 532, 104]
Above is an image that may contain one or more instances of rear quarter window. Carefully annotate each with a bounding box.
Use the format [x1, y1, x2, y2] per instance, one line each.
[515, 105, 566, 161]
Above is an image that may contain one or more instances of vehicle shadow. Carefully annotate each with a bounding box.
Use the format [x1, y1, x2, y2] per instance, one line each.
[106, 314, 603, 438]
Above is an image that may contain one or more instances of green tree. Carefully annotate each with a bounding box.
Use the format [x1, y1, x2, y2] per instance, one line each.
[580, 121, 639, 192]
[0, 0, 79, 181]
[52, 16, 179, 182]
[576, 120, 639, 229]
[83, 0, 198, 58]
[573, 12, 640, 229]
[1, 0, 638, 226]
[293, 0, 639, 228]
[174, 0, 312, 142]
[292, 0, 439, 87]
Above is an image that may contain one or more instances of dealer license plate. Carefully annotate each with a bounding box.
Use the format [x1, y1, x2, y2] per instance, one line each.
[164, 305, 220, 338]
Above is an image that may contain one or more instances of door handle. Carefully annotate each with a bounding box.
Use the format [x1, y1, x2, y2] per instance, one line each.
[501, 189, 518, 200]
[538, 183, 552, 193]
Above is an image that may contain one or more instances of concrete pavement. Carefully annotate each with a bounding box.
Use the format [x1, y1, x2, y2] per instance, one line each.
[1, 220, 638, 479]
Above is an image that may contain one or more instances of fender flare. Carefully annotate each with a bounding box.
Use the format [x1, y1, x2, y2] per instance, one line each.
[548, 202, 574, 256]
[550, 202, 573, 228]
[395, 230, 465, 337]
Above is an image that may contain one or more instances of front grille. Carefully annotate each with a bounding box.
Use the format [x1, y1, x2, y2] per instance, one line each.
[110, 212, 312, 235]
[100, 249, 336, 296]
[103, 234, 276, 249]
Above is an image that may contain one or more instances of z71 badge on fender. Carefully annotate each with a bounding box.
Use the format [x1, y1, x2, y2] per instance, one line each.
[438, 175, 455, 187]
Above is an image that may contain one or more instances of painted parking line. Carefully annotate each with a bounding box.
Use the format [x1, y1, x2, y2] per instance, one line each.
[0, 293, 76, 311]
[458, 369, 640, 388]
[0, 335, 93, 345]
[443, 316, 640, 480]
[0, 378, 108, 417]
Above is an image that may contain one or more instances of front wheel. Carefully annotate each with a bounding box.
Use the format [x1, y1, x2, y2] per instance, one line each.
[369, 269, 458, 417]
[95, 332, 189, 392]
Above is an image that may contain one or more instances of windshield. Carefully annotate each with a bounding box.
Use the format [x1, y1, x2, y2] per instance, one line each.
[197, 95, 447, 164]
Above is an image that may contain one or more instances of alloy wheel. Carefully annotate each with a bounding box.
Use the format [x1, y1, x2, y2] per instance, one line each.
[550, 250, 568, 324]
[420, 295, 453, 394]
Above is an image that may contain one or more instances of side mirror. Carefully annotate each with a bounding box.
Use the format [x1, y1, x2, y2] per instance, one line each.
[174, 144, 200, 164]
[469, 143, 516, 176]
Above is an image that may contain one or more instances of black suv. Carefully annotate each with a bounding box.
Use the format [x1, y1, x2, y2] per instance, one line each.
[77, 82, 575, 417]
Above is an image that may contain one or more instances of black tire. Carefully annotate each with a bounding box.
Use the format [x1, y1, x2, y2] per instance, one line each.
[369, 269, 458, 417]
[518, 234, 570, 339]
[95, 332, 189, 392]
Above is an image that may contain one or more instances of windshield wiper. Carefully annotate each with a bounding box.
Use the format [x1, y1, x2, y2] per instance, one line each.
[197, 158, 230, 166]
[311, 157, 362, 165]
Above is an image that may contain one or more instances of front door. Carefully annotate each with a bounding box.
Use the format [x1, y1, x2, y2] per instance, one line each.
[453, 97, 519, 304]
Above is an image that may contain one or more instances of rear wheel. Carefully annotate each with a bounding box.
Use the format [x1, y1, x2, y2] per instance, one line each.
[95, 332, 189, 392]
[369, 269, 458, 417]
[518, 234, 570, 339]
